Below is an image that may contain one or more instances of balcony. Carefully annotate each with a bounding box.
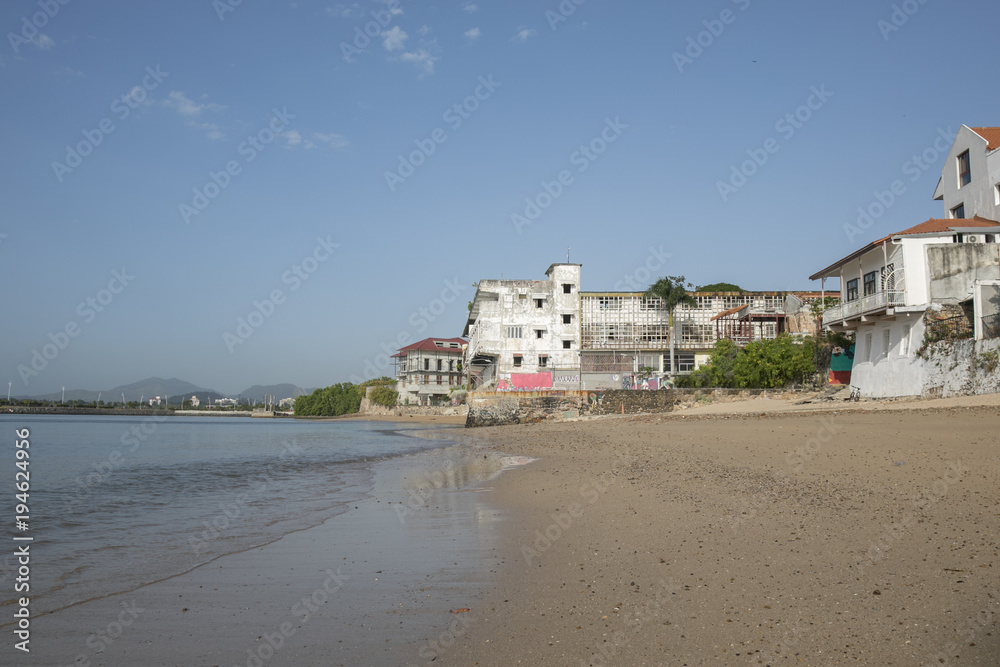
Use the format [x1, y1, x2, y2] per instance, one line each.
[822, 290, 906, 327]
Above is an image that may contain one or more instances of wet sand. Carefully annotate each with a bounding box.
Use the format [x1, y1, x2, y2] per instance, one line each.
[21, 442, 510, 667]
[433, 400, 1000, 666]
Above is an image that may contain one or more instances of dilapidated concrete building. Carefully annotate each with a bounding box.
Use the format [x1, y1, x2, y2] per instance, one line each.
[464, 263, 809, 391]
[464, 264, 582, 390]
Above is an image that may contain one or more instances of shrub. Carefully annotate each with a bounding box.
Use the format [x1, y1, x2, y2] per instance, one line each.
[369, 385, 398, 408]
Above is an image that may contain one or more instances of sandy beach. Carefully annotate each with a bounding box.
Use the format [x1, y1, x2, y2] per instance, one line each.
[431, 396, 1000, 666]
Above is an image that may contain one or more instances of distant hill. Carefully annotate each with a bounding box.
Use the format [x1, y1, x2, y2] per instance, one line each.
[237, 384, 309, 401]
[31, 377, 214, 402]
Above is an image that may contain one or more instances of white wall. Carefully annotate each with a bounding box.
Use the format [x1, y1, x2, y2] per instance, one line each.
[849, 313, 925, 398]
[933, 125, 1000, 221]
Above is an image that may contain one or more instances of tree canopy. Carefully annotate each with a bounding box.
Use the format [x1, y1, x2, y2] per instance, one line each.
[695, 282, 744, 292]
[644, 275, 696, 311]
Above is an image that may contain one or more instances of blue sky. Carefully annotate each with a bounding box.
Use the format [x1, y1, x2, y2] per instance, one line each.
[2, 0, 999, 396]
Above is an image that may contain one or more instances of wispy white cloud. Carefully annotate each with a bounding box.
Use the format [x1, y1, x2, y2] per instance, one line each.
[382, 0, 403, 16]
[280, 130, 303, 147]
[382, 26, 408, 51]
[463, 3, 478, 12]
[417, 25, 431, 36]
[326, 3, 360, 18]
[464, 27, 481, 43]
[33, 34, 55, 50]
[398, 49, 439, 76]
[164, 91, 224, 117]
[311, 132, 350, 150]
[279, 130, 349, 150]
[511, 26, 537, 42]
[193, 122, 225, 141]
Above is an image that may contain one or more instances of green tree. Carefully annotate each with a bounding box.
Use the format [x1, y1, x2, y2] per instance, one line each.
[695, 282, 743, 292]
[369, 385, 398, 408]
[645, 275, 696, 378]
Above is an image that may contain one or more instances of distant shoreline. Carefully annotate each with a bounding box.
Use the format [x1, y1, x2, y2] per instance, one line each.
[0, 405, 466, 424]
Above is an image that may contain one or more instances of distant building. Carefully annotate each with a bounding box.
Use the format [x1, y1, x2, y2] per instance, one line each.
[811, 124, 1000, 398]
[215, 398, 238, 407]
[148, 396, 163, 407]
[393, 337, 467, 405]
[188, 395, 201, 408]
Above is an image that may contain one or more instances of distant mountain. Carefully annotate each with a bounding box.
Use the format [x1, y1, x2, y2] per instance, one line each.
[25, 378, 314, 405]
[31, 377, 214, 402]
[237, 384, 309, 401]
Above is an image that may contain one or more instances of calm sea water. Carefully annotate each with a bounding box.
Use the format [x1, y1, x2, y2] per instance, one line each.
[0, 415, 458, 617]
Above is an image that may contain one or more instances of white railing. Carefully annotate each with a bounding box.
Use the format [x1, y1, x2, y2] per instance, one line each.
[822, 290, 906, 325]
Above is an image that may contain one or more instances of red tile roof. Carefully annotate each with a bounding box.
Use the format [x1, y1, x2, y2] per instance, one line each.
[391, 337, 466, 357]
[970, 127, 1000, 151]
[892, 215, 1000, 237]
[809, 216, 1000, 281]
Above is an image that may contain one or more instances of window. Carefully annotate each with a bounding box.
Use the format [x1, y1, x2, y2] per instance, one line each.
[423, 374, 430, 385]
[562, 340, 572, 349]
[663, 353, 696, 372]
[534, 329, 545, 339]
[448, 360, 455, 371]
[534, 298, 544, 308]
[882, 329, 891, 359]
[881, 263, 896, 291]
[901, 324, 910, 356]
[598, 297, 622, 310]
[513, 354, 522, 367]
[951, 203, 965, 219]
[436, 359, 442, 371]
[864, 332, 872, 363]
[506, 326, 524, 339]
[958, 150, 971, 187]
[562, 314, 572, 324]
[562, 283, 572, 294]
[437, 375, 443, 385]
[538, 355, 548, 368]
[641, 298, 665, 311]
[846, 278, 859, 302]
[424, 359, 430, 370]
[863, 271, 877, 296]
[995, 183, 1000, 206]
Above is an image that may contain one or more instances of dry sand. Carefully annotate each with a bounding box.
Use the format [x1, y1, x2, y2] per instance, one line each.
[431, 397, 1000, 666]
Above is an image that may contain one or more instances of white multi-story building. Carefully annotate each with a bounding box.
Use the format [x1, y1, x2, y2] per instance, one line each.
[464, 264, 806, 390]
[464, 264, 582, 390]
[811, 125, 1000, 398]
[932, 126, 1000, 222]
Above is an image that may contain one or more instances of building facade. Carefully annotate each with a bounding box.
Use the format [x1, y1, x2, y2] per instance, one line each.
[464, 264, 582, 390]
[393, 337, 466, 405]
[812, 125, 1000, 398]
[464, 264, 808, 391]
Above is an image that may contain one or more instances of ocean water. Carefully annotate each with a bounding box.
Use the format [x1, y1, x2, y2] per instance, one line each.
[0, 415, 459, 617]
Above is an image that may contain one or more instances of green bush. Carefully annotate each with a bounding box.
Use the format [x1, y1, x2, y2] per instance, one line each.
[681, 336, 816, 389]
[369, 385, 398, 408]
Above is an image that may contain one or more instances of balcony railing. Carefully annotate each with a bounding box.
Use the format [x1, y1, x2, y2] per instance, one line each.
[822, 290, 905, 325]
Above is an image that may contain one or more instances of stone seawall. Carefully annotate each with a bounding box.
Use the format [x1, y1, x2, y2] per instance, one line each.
[465, 389, 678, 427]
[465, 387, 808, 427]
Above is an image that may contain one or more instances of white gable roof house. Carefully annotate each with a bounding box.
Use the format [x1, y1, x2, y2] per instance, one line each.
[811, 126, 1000, 399]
